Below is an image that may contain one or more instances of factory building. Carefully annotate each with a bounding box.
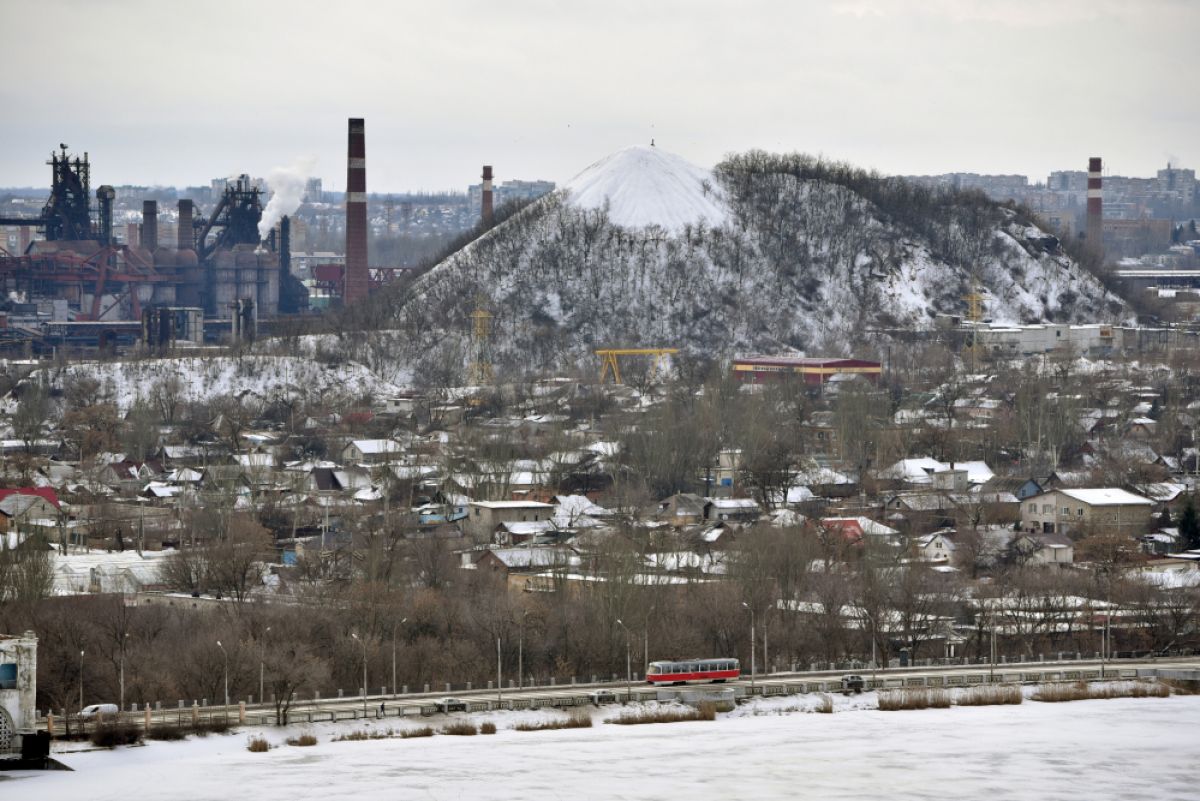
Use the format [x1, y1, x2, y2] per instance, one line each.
[731, 356, 882, 385]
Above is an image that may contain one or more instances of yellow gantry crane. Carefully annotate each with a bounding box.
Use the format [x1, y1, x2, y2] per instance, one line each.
[595, 348, 679, 384]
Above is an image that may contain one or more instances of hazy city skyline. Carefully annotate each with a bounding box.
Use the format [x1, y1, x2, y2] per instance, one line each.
[4, 0, 1197, 192]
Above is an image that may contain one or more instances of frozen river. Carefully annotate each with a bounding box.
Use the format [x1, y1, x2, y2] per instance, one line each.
[8, 694, 1198, 801]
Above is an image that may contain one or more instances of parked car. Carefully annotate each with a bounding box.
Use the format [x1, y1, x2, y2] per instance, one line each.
[587, 689, 618, 705]
[79, 703, 119, 718]
[840, 675, 865, 695]
[435, 697, 468, 713]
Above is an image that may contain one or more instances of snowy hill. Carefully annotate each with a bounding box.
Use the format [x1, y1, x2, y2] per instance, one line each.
[563, 145, 728, 232]
[367, 147, 1130, 382]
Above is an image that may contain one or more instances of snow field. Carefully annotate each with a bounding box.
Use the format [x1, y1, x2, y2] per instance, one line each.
[14, 691, 1198, 801]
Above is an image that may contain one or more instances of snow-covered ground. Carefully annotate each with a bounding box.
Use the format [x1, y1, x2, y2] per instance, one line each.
[10, 694, 1197, 800]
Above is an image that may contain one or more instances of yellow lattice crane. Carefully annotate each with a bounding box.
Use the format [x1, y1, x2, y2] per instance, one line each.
[595, 348, 680, 384]
[963, 281, 985, 367]
[468, 297, 494, 385]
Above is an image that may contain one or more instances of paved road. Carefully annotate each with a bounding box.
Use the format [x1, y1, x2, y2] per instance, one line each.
[48, 653, 1199, 732]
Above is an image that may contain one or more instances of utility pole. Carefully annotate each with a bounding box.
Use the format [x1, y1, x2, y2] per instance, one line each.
[742, 602, 756, 690]
[616, 619, 633, 702]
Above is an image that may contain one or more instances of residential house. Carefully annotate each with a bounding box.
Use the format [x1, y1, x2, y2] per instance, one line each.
[1020, 488, 1154, 537]
[705, 498, 761, 523]
[342, 439, 404, 466]
[1008, 531, 1074, 565]
[465, 500, 555, 540]
[656, 493, 707, 527]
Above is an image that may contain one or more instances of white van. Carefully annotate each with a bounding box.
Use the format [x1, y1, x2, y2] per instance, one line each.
[79, 703, 119, 718]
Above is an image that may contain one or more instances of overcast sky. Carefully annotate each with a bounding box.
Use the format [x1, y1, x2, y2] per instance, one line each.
[4, 0, 1197, 192]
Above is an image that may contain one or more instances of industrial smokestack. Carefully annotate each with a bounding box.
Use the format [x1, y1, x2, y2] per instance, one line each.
[1086, 156, 1103, 255]
[279, 215, 291, 277]
[343, 117, 369, 304]
[142, 200, 158, 251]
[481, 165, 494, 225]
[177, 199, 194, 251]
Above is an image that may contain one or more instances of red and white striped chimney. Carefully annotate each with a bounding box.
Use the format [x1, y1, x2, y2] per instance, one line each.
[1086, 156, 1103, 254]
[343, 117, 369, 304]
[481, 165, 494, 225]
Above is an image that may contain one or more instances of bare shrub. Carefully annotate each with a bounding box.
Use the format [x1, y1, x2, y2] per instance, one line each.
[955, 685, 1023, 706]
[877, 688, 950, 710]
[816, 694, 834, 714]
[286, 733, 318, 746]
[1032, 681, 1170, 703]
[90, 720, 143, 747]
[480, 721, 497, 735]
[399, 726, 435, 738]
[334, 730, 371, 742]
[147, 723, 187, 741]
[246, 736, 271, 752]
[441, 721, 478, 736]
[514, 710, 594, 732]
[606, 705, 712, 725]
[695, 701, 717, 721]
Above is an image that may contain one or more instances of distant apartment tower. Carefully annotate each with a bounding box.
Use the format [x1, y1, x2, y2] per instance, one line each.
[304, 177, 323, 203]
[481, 166, 494, 224]
[1087, 157, 1103, 254]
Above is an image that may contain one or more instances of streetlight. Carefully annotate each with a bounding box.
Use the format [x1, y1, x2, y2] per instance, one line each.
[863, 611, 878, 685]
[350, 633, 367, 717]
[216, 640, 229, 718]
[259, 626, 271, 706]
[392, 618, 406, 697]
[742, 602, 756, 691]
[615, 619, 633, 702]
[496, 635, 503, 705]
[518, 611, 529, 690]
[118, 633, 128, 715]
[79, 650, 85, 712]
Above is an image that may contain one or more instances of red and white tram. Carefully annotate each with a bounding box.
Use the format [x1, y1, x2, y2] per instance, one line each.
[646, 658, 740, 684]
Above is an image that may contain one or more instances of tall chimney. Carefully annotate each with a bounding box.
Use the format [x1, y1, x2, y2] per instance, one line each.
[177, 199, 193, 251]
[481, 165, 494, 225]
[1086, 156, 1103, 254]
[142, 200, 158, 251]
[343, 117, 369, 304]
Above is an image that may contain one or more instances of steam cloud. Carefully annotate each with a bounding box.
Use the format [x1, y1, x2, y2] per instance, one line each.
[258, 157, 317, 239]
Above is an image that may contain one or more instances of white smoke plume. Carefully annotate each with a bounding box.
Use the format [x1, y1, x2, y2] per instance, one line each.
[258, 156, 317, 240]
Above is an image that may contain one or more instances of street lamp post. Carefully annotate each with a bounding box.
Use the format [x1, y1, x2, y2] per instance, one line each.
[79, 650, 85, 712]
[118, 633, 128, 715]
[216, 640, 229, 718]
[742, 602, 756, 690]
[496, 635, 502, 705]
[259, 626, 270, 706]
[518, 611, 528, 690]
[350, 633, 367, 717]
[392, 618, 406, 697]
[615, 619, 633, 702]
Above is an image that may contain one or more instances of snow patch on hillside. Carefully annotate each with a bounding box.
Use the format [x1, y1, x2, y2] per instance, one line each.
[564, 145, 728, 232]
[37, 355, 403, 412]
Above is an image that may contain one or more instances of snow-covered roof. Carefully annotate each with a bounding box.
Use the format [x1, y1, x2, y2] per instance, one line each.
[471, 500, 555, 510]
[1057, 488, 1154, 507]
[348, 439, 403, 455]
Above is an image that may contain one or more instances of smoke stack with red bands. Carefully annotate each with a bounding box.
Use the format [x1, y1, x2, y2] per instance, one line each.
[344, 117, 369, 304]
[1086, 156, 1103, 255]
[482, 165, 494, 225]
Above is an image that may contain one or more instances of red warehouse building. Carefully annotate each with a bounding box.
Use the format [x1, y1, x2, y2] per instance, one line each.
[732, 356, 882, 385]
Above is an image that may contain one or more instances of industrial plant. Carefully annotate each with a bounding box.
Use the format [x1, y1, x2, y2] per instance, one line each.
[0, 124, 385, 353]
